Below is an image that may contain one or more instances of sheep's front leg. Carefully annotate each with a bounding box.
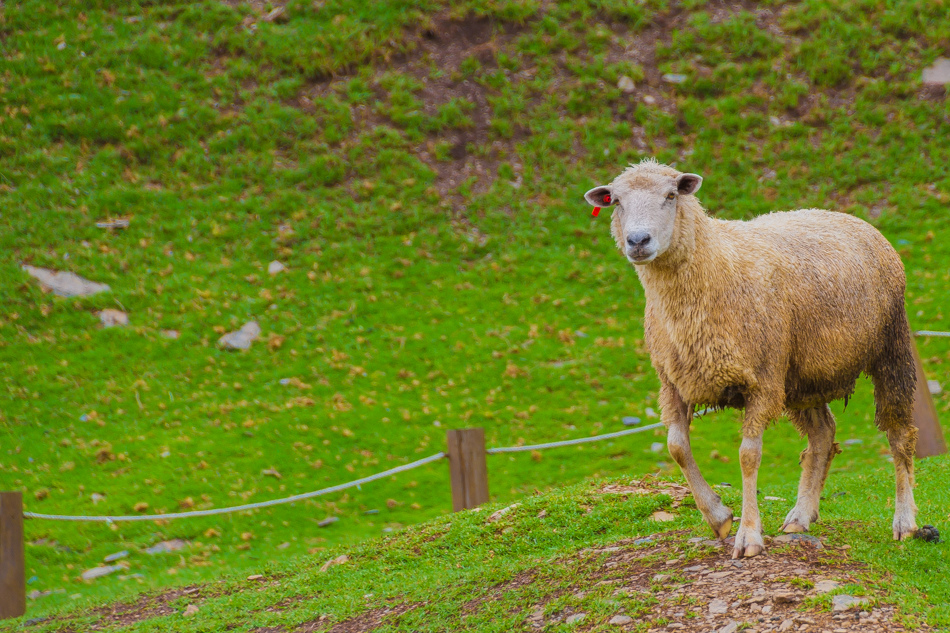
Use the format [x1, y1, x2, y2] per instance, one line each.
[662, 384, 734, 539]
[733, 434, 764, 558]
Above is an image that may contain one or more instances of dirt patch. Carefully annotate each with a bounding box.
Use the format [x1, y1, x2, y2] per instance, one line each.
[88, 584, 205, 629]
[295, 602, 418, 633]
[597, 478, 692, 507]
[518, 532, 926, 632]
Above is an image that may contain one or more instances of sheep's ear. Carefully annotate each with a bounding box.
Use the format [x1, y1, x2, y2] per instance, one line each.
[584, 186, 616, 207]
[676, 173, 703, 195]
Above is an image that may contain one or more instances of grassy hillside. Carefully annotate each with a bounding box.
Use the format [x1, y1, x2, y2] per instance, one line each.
[1, 0, 950, 621]
[8, 456, 950, 632]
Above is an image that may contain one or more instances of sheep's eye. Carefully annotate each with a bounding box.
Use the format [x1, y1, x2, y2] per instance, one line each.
[666, 192, 676, 200]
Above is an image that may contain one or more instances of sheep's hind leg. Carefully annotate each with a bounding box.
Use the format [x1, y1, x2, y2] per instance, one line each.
[662, 387, 734, 539]
[782, 405, 840, 533]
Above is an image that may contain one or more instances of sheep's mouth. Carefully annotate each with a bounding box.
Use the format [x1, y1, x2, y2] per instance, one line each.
[627, 252, 657, 264]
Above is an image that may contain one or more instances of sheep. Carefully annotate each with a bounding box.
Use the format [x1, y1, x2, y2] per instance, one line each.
[585, 159, 919, 558]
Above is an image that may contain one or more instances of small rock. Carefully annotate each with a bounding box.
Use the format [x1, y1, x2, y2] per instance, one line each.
[928, 380, 942, 395]
[645, 407, 658, 418]
[22, 265, 110, 297]
[622, 416, 642, 426]
[565, 613, 586, 624]
[643, 95, 656, 105]
[764, 496, 786, 501]
[609, 615, 633, 625]
[652, 573, 669, 583]
[832, 595, 870, 611]
[617, 75, 636, 93]
[651, 510, 676, 522]
[318, 516, 339, 527]
[95, 218, 130, 229]
[650, 442, 664, 453]
[633, 538, 654, 546]
[488, 503, 520, 522]
[815, 579, 840, 594]
[708, 598, 729, 614]
[844, 438, 863, 446]
[98, 309, 129, 327]
[320, 554, 348, 572]
[773, 533, 823, 548]
[773, 592, 799, 604]
[922, 58, 950, 85]
[662, 73, 687, 84]
[718, 622, 738, 633]
[103, 550, 129, 563]
[247, 574, 264, 581]
[91, 492, 106, 504]
[182, 604, 199, 617]
[161, 329, 180, 339]
[218, 321, 261, 350]
[81, 565, 123, 581]
[144, 539, 189, 555]
[268, 260, 285, 275]
[778, 619, 795, 632]
[262, 6, 287, 22]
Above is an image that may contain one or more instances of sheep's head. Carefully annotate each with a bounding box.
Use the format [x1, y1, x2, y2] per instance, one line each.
[585, 160, 702, 265]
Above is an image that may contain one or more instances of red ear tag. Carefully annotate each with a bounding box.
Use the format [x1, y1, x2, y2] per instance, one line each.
[603, 194, 611, 204]
[592, 207, 601, 217]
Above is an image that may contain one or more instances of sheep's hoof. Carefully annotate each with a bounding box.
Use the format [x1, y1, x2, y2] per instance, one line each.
[715, 516, 733, 540]
[731, 528, 765, 559]
[893, 513, 918, 541]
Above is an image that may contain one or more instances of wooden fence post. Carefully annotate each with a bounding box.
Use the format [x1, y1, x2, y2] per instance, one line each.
[446, 428, 490, 512]
[912, 342, 947, 458]
[0, 492, 26, 620]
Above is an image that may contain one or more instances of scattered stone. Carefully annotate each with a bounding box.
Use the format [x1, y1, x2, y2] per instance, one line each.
[261, 468, 282, 479]
[643, 95, 656, 105]
[708, 598, 729, 614]
[718, 621, 738, 633]
[662, 73, 688, 84]
[650, 442, 664, 453]
[651, 511, 676, 522]
[843, 438, 863, 446]
[609, 615, 633, 625]
[778, 619, 795, 632]
[95, 218, 130, 229]
[773, 592, 799, 604]
[161, 330, 180, 339]
[764, 496, 786, 501]
[318, 516, 339, 527]
[144, 539, 189, 555]
[81, 565, 123, 580]
[928, 380, 942, 395]
[832, 595, 870, 611]
[320, 554, 348, 572]
[922, 58, 950, 85]
[633, 537, 654, 546]
[91, 493, 106, 504]
[773, 533, 823, 548]
[268, 260, 285, 275]
[565, 613, 586, 624]
[617, 75, 636, 93]
[652, 574, 670, 583]
[218, 321, 261, 350]
[182, 604, 199, 617]
[622, 416, 642, 426]
[815, 579, 841, 594]
[915, 524, 940, 542]
[22, 265, 110, 297]
[645, 407, 658, 418]
[247, 574, 264, 581]
[488, 503, 521, 522]
[262, 6, 287, 22]
[98, 309, 129, 327]
[103, 550, 129, 563]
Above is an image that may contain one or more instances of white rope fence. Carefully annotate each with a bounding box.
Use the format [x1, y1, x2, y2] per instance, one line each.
[486, 423, 663, 454]
[22, 423, 665, 522]
[916, 331, 950, 338]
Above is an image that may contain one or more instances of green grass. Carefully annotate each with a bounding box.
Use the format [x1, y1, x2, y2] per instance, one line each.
[1, 0, 950, 626]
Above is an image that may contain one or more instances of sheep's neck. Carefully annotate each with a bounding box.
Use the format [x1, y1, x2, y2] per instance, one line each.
[635, 199, 734, 319]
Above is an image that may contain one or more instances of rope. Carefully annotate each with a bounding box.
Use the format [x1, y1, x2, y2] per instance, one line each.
[24, 452, 447, 523]
[25, 422, 670, 522]
[486, 422, 664, 454]
[916, 330, 950, 338]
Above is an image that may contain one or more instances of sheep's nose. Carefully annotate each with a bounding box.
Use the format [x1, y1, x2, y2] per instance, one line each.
[626, 231, 652, 249]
